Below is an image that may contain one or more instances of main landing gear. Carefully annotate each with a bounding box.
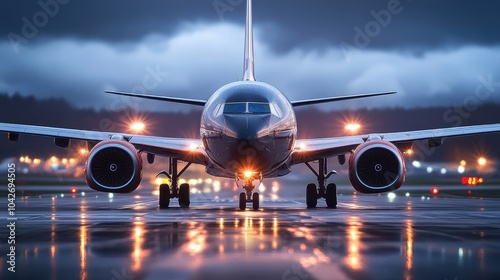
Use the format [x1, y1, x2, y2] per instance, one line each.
[236, 173, 262, 210]
[305, 158, 338, 208]
[157, 158, 192, 209]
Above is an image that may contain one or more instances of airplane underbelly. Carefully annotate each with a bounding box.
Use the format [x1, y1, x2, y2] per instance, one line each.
[205, 134, 292, 176]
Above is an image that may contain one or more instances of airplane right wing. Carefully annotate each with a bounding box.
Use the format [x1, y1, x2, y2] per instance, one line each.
[292, 123, 500, 164]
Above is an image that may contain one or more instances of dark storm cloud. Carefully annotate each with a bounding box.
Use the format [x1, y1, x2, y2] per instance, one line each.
[2, 0, 500, 53]
[1, 0, 500, 112]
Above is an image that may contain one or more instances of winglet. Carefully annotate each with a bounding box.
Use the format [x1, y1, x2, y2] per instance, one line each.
[243, 0, 255, 81]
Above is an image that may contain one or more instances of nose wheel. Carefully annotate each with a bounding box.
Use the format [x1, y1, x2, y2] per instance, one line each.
[239, 191, 260, 210]
[236, 173, 262, 210]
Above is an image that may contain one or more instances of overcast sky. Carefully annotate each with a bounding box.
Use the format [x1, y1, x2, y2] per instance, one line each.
[1, 0, 500, 112]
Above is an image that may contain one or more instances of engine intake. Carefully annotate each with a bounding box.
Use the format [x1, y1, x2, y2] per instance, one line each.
[349, 140, 405, 193]
[85, 140, 142, 193]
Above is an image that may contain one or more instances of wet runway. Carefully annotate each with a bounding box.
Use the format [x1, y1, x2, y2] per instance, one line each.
[2, 185, 500, 280]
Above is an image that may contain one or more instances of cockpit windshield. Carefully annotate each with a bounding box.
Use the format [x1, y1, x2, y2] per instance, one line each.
[223, 103, 247, 114]
[223, 102, 271, 115]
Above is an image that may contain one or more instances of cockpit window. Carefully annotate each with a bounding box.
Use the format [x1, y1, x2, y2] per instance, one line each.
[222, 102, 276, 115]
[223, 103, 246, 114]
[248, 103, 271, 114]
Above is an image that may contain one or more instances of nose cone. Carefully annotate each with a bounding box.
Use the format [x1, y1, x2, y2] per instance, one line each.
[224, 115, 270, 139]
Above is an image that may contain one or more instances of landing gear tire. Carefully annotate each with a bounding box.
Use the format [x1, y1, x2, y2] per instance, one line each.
[239, 192, 246, 210]
[306, 183, 317, 208]
[159, 184, 170, 209]
[252, 192, 260, 210]
[178, 183, 190, 208]
[326, 183, 337, 208]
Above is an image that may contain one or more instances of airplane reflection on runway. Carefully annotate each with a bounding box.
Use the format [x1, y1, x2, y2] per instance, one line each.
[7, 202, 498, 280]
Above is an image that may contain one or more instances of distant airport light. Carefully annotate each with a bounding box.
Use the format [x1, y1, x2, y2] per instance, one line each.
[345, 123, 361, 133]
[457, 166, 465, 174]
[412, 161, 421, 168]
[477, 157, 487, 166]
[404, 149, 414, 156]
[461, 176, 484, 186]
[80, 148, 88, 155]
[70, 187, 78, 194]
[460, 160, 467, 167]
[431, 187, 439, 195]
[130, 122, 145, 133]
[440, 168, 447, 175]
[387, 192, 396, 200]
[426, 167, 433, 174]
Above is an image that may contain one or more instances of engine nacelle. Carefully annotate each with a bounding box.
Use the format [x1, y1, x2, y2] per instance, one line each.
[85, 140, 142, 193]
[349, 140, 406, 193]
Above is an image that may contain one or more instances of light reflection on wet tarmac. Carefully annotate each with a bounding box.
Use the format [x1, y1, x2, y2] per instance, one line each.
[2, 186, 500, 280]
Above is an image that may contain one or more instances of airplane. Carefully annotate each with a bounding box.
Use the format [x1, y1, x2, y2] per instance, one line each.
[1, 0, 500, 210]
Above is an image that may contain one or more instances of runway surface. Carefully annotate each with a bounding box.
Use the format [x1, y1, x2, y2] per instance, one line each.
[2, 184, 500, 280]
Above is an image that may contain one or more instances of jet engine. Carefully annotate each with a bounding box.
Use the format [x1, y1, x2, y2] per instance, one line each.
[85, 140, 142, 193]
[348, 140, 405, 193]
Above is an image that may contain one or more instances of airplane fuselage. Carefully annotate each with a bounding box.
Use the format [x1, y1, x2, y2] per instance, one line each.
[201, 81, 297, 179]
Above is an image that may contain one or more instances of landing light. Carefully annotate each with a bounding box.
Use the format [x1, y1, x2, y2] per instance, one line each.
[189, 143, 198, 151]
[244, 171, 253, 178]
[478, 157, 487, 166]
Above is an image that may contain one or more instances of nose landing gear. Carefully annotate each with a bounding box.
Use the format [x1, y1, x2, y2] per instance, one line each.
[236, 173, 262, 210]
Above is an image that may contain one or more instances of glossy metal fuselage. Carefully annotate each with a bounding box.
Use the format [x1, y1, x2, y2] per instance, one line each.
[200, 81, 297, 178]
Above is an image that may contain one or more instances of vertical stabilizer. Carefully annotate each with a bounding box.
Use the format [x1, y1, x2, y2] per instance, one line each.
[243, 0, 255, 81]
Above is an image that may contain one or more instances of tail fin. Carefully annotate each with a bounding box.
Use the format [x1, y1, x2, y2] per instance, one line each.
[243, 0, 255, 81]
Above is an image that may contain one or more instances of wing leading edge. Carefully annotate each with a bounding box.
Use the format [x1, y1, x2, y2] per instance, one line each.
[105, 91, 207, 107]
[292, 123, 500, 164]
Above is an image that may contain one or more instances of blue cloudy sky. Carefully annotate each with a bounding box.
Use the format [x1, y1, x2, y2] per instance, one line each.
[1, 0, 500, 111]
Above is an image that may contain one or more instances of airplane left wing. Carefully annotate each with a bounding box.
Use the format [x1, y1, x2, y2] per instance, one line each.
[0, 122, 207, 164]
[292, 123, 500, 164]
